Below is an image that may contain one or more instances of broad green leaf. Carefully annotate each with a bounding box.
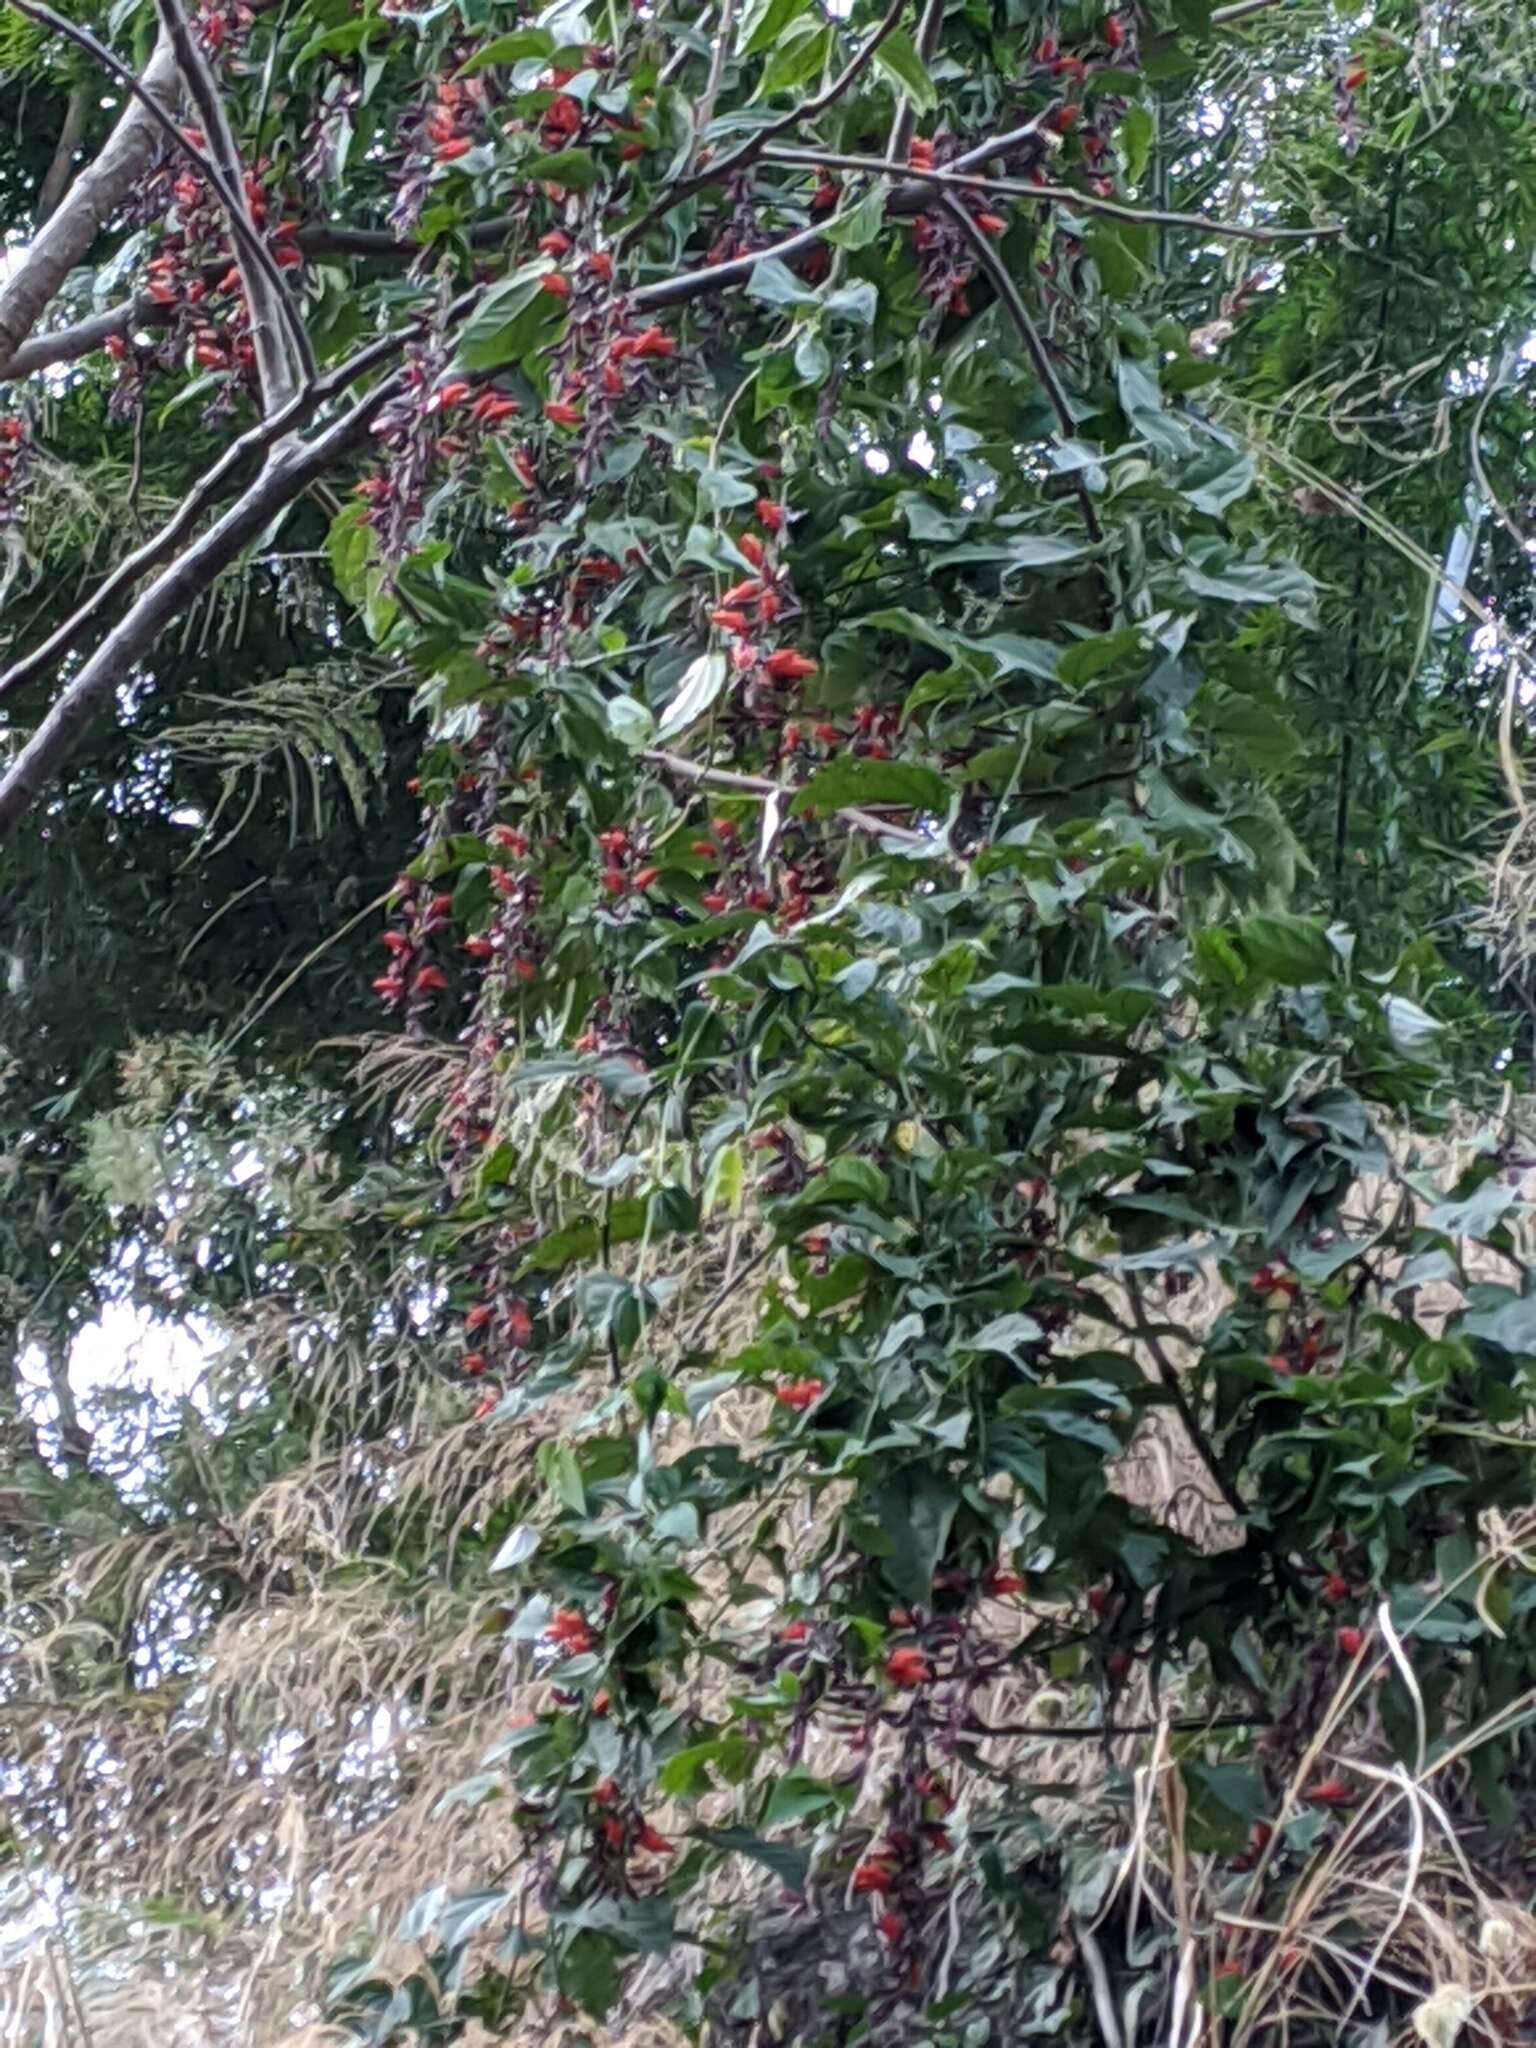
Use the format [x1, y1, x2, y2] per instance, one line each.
[872, 27, 937, 111]
[791, 758, 947, 816]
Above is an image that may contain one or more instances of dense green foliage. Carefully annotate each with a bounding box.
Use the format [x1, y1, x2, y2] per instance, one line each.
[6, 2, 1536, 2044]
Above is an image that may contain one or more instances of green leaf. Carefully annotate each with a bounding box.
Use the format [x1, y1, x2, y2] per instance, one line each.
[703, 1139, 745, 1218]
[537, 1440, 586, 1514]
[791, 758, 947, 816]
[1238, 913, 1335, 986]
[606, 695, 655, 750]
[457, 27, 555, 70]
[741, 0, 809, 55]
[557, 1929, 623, 2018]
[1121, 102, 1155, 183]
[873, 1468, 959, 1602]
[761, 1769, 851, 1827]
[872, 27, 937, 111]
[823, 184, 887, 249]
[746, 256, 819, 309]
[694, 1826, 809, 1895]
[455, 264, 557, 371]
[523, 148, 601, 189]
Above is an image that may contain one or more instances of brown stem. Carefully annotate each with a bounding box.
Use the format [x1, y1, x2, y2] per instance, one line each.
[3, 299, 170, 379]
[884, 0, 944, 167]
[1125, 1274, 1247, 1524]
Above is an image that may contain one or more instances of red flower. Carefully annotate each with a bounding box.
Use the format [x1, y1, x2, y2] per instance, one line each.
[709, 608, 750, 633]
[985, 1569, 1027, 1596]
[463, 935, 495, 960]
[541, 271, 572, 301]
[774, 1378, 825, 1409]
[544, 399, 582, 426]
[592, 1777, 619, 1806]
[411, 964, 447, 994]
[507, 1301, 534, 1345]
[587, 249, 613, 281]
[884, 1647, 933, 1688]
[1304, 1777, 1354, 1807]
[778, 1619, 810, 1642]
[1336, 1626, 1364, 1656]
[701, 890, 731, 915]
[1321, 1572, 1350, 1604]
[1049, 103, 1081, 133]
[465, 1303, 493, 1331]
[634, 865, 661, 889]
[764, 649, 818, 681]
[875, 1909, 904, 1943]
[975, 210, 1009, 235]
[737, 533, 766, 567]
[852, 1858, 896, 1895]
[547, 1608, 594, 1655]
[435, 135, 473, 161]
[756, 498, 785, 530]
[538, 230, 572, 256]
[634, 1822, 673, 1854]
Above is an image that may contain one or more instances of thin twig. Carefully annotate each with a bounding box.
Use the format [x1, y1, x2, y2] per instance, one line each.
[624, 0, 909, 247]
[884, 0, 943, 166]
[1125, 1274, 1247, 1524]
[761, 143, 1342, 244]
[643, 746, 930, 847]
[940, 193, 1102, 546]
[694, 0, 739, 142]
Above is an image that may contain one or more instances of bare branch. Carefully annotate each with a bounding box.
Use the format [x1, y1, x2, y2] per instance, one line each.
[3, 300, 169, 380]
[0, 35, 178, 379]
[0, 319, 414, 705]
[644, 747, 929, 848]
[0, 380, 396, 834]
[761, 144, 1342, 244]
[149, 0, 309, 408]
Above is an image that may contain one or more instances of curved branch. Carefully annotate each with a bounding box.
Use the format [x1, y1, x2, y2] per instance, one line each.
[149, 0, 311, 406]
[939, 193, 1102, 547]
[0, 380, 395, 834]
[3, 300, 169, 380]
[0, 320, 412, 705]
[761, 144, 1341, 245]
[0, 34, 178, 379]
